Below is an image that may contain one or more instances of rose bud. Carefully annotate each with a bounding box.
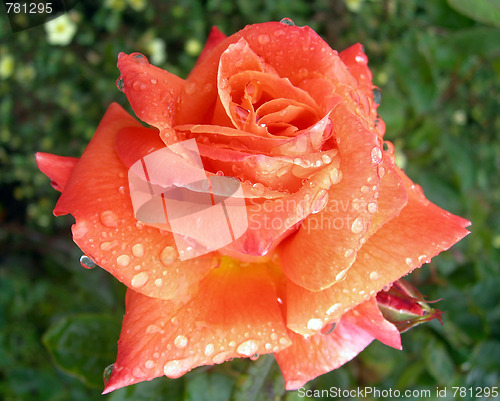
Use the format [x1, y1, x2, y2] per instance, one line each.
[376, 279, 443, 333]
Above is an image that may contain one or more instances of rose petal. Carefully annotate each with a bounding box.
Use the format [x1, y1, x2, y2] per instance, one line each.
[194, 26, 227, 67]
[103, 258, 291, 394]
[35, 153, 78, 192]
[53, 104, 213, 300]
[339, 43, 378, 121]
[117, 52, 185, 141]
[115, 126, 165, 168]
[285, 168, 470, 335]
[278, 103, 382, 291]
[177, 22, 355, 126]
[274, 297, 400, 390]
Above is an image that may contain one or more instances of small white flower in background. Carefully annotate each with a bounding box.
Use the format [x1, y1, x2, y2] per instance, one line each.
[127, 0, 146, 12]
[45, 14, 77, 46]
[0, 54, 15, 79]
[344, 0, 363, 12]
[452, 110, 467, 126]
[147, 38, 166, 65]
[185, 38, 202, 57]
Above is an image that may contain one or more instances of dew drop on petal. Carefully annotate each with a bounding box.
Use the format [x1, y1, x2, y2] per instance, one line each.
[258, 34, 270, 45]
[160, 246, 177, 265]
[132, 243, 145, 258]
[371, 146, 383, 164]
[154, 278, 163, 287]
[307, 318, 323, 331]
[103, 364, 114, 384]
[251, 182, 265, 196]
[145, 360, 156, 369]
[377, 165, 386, 178]
[213, 351, 233, 364]
[329, 167, 342, 185]
[117, 254, 131, 267]
[335, 268, 349, 282]
[351, 217, 364, 234]
[326, 303, 342, 315]
[311, 189, 329, 214]
[321, 154, 332, 164]
[80, 255, 97, 269]
[367, 202, 378, 213]
[100, 210, 119, 228]
[361, 185, 369, 193]
[372, 87, 382, 104]
[280, 17, 295, 26]
[279, 337, 290, 346]
[344, 249, 354, 258]
[131, 271, 149, 288]
[116, 77, 124, 92]
[174, 335, 188, 349]
[236, 340, 260, 357]
[406, 257, 413, 266]
[369, 271, 379, 280]
[204, 343, 215, 356]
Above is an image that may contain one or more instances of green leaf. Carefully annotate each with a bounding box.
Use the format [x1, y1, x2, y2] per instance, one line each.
[448, 0, 500, 27]
[425, 339, 455, 385]
[42, 314, 121, 388]
[185, 371, 235, 401]
[232, 355, 284, 401]
[108, 378, 183, 401]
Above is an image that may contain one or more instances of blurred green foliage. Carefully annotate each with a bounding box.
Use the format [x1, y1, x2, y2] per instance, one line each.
[1, 0, 499, 400]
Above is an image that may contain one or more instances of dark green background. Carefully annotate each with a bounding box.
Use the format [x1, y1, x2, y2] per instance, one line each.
[1, 0, 499, 400]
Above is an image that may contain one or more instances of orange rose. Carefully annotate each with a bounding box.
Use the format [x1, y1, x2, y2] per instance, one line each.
[36, 21, 470, 392]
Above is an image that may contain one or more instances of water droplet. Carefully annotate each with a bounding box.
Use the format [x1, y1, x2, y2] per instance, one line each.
[265, 343, 272, 350]
[280, 17, 295, 26]
[251, 182, 265, 196]
[80, 255, 97, 269]
[406, 257, 413, 266]
[351, 217, 364, 234]
[279, 337, 289, 345]
[335, 268, 348, 281]
[258, 34, 270, 45]
[367, 202, 377, 213]
[213, 351, 233, 364]
[146, 324, 163, 334]
[355, 54, 367, 63]
[372, 87, 382, 104]
[326, 303, 342, 315]
[371, 146, 383, 164]
[174, 335, 188, 349]
[145, 360, 156, 369]
[321, 323, 337, 335]
[103, 364, 114, 384]
[270, 332, 278, 341]
[131, 271, 149, 288]
[163, 359, 190, 378]
[100, 210, 119, 228]
[204, 343, 215, 356]
[185, 82, 197, 95]
[307, 318, 323, 331]
[154, 278, 163, 287]
[344, 249, 354, 258]
[132, 81, 147, 91]
[377, 165, 386, 178]
[116, 77, 124, 92]
[329, 167, 342, 185]
[321, 154, 332, 164]
[117, 254, 131, 267]
[136, 221, 145, 230]
[132, 243, 145, 258]
[311, 189, 329, 214]
[160, 246, 177, 265]
[237, 340, 259, 357]
[277, 165, 288, 177]
[150, 78, 158, 84]
[360, 185, 369, 193]
[369, 271, 379, 280]
[418, 254, 429, 264]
